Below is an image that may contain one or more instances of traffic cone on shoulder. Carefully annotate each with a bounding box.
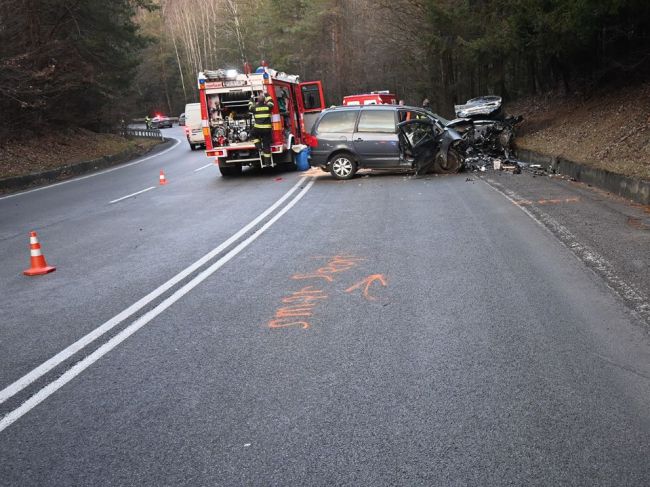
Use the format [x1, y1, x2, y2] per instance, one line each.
[23, 231, 56, 276]
[159, 169, 168, 185]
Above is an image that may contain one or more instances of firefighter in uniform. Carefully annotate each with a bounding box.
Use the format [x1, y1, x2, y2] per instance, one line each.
[249, 93, 274, 166]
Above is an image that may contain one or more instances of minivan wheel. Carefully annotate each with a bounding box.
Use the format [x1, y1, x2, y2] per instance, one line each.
[329, 154, 357, 180]
[433, 149, 462, 174]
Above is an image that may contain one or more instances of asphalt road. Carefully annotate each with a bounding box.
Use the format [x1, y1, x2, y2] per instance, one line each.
[1, 128, 649, 486]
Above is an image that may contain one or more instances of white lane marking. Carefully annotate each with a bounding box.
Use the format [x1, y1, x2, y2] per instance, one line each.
[0, 178, 315, 432]
[483, 179, 650, 325]
[0, 137, 182, 201]
[109, 186, 155, 204]
[0, 177, 308, 405]
[193, 163, 213, 172]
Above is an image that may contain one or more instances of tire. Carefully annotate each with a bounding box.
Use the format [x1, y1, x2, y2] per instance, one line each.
[279, 151, 297, 171]
[218, 161, 242, 177]
[329, 153, 357, 180]
[433, 148, 462, 174]
[189, 144, 196, 151]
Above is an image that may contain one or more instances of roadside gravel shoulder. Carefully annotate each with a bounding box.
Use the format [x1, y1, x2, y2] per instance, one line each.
[480, 170, 650, 328]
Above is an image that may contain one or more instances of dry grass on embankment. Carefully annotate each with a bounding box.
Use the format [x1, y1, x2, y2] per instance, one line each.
[0, 129, 162, 179]
[510, 83, 650, 181]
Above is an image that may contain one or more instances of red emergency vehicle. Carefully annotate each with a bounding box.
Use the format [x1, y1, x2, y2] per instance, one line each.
[342, 91, 397, 106]
[198, 66, 325, 176]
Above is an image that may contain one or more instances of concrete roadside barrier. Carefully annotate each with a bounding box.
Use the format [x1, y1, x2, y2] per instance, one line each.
[516, 148, 649, 205]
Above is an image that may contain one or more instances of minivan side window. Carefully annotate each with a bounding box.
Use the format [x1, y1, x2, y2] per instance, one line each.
[315, 111, 358, 133]
[357, 110, 396, 133]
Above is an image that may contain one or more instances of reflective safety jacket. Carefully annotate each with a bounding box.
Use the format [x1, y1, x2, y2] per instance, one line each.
[249, 96, 274, 129]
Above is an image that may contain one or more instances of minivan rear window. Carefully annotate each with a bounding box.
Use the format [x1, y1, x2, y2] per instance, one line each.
[357, 110, 395, 133]
[315, 111, 358, 133]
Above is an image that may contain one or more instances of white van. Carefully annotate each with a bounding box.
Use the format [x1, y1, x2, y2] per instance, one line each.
[184, 102, 204, 150]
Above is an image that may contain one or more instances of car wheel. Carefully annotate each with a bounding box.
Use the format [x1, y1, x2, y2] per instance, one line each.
[218, 161, 242, 177]
[329, 153, 357, 180]
[433, 149, 462, 174]
[189, 144, 196, 151]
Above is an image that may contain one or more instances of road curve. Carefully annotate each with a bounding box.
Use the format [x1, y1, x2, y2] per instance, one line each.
[1, 131, 648, 485]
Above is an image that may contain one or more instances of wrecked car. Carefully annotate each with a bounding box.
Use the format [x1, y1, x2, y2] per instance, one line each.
[453, 96, 523, 160]
[308, 105, 464, 179]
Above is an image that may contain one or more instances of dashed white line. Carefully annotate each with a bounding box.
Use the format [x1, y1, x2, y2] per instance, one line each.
[0, 178, 315, 432]
[109, 186, 155, 204]
[0, 176, 309, 408]
[193, 163, 214, 172]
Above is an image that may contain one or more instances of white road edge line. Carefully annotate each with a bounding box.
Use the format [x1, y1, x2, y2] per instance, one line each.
[109, 186, 155, 204]
[0, 137, 182, 201]
[193, 163, 213, 172]
[0, 178, 315, 432]
[482, 178, 650, 324]
[0, 176, 309, 406]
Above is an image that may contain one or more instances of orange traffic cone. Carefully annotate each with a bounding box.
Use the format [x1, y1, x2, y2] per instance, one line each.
[159, 169, 167, 185]
[23, 231, 56, 276]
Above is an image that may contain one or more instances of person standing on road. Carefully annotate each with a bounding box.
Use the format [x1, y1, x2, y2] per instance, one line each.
[249, 93, 274, 166]
[144, 115, 151, 129]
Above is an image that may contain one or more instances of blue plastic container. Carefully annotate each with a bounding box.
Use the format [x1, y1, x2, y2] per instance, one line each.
[296, 148, 310, 171]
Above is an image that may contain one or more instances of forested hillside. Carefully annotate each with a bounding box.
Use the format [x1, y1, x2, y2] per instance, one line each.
[2, 0, 650, 142]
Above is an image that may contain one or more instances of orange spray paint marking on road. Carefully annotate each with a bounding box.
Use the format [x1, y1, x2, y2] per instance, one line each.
[345, 274, 388, 301]
[514, 199, 533, 206]
[292, 255, 364, 283]
[517, 197, 581, 206]
[267, 286, 328, 330]
[268, 319, 311, 329]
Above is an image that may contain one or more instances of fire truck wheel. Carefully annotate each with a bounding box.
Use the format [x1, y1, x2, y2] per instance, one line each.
[218, 162, 242, 177]
[329, 153, 357, 180]
[279, 151, 297, 171]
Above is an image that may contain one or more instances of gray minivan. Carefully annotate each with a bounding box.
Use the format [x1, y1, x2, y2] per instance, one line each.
[309, 105, 462, 179]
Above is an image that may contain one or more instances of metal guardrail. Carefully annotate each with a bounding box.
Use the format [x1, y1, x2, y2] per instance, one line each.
[120, 128, 163, 140]
[132, 117, 179, 123]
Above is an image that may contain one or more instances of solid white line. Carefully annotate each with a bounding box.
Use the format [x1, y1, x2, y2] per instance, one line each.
[193, 163, 213, 172]
[0, 177, 308, 406]
[0, 137, 182, 201]
[0, 178, 315, 432]
[109, 186, 155, 204]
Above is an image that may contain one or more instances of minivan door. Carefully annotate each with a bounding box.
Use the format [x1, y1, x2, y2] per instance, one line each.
[353, 109, 400, 168]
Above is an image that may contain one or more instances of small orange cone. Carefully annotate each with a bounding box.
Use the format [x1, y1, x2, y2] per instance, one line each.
[159, 169, 167, 185]
[24, 231, 56, 276]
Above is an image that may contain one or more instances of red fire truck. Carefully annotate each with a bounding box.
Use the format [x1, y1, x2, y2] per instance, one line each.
[198, 66, 325, 176]
[342, 91, 397, 106]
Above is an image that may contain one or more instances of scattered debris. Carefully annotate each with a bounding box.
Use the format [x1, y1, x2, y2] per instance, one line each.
[464, 154, 522, 175]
